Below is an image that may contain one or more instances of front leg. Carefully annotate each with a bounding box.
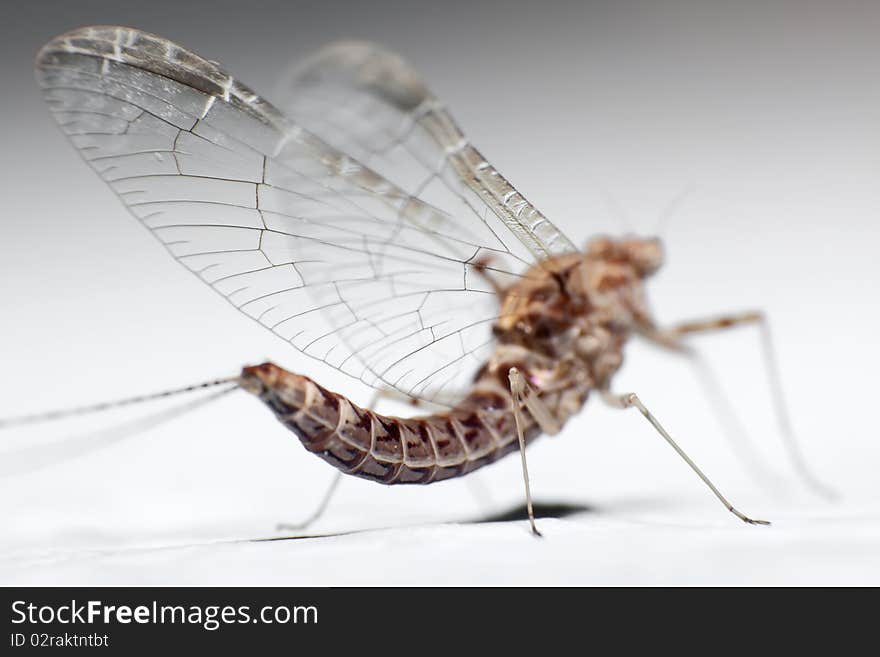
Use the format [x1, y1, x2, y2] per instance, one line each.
[639, 310, 764, 351]
[638, 310, 835, 500]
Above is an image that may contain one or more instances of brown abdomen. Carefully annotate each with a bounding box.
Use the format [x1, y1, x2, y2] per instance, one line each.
[241, 363, 541, 485]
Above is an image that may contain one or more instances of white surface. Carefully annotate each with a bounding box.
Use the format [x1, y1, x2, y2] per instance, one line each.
[1, 1, 879, 585]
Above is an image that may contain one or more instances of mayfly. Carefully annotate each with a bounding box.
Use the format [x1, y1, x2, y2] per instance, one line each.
[9, 25, 827, 536]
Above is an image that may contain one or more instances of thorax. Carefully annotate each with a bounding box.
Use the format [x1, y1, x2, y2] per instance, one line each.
[475, 251, 649, 416]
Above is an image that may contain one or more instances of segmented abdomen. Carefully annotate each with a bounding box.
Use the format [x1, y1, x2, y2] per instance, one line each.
[241, 362, 543, 484]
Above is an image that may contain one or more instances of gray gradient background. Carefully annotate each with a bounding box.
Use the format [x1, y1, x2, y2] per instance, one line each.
[1, 0, 878, 585]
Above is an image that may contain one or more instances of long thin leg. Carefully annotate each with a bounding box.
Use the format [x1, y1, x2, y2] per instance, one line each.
[508, 368, 540, 536]
[752, 317, 837, 499]
[508, 367, 563, 537]
[638, 310, 763, 350]
[276, 387, 476, 531]
[687, 352, 788, 494]
[276, 472, 342, 532]
[641, 310, 835, 499]
[602, 390, 771, 526]
[276, 388, 389, 532]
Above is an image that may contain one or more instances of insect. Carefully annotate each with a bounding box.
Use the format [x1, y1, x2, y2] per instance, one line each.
[15, 25, 828, 536]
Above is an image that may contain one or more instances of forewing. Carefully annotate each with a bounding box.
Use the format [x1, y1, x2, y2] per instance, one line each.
[35, 27, 572, 405]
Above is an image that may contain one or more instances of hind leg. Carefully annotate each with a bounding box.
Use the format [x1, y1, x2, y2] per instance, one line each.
[276, 388, 407, 532]
[276, 388, 472, 532]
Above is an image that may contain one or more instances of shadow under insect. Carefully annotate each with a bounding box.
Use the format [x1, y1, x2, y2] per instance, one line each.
[466, 501, 594, 525]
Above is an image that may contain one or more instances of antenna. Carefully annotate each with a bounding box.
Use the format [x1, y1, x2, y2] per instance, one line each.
[654, 185, 695, 240]
[597, 186, 634, 233]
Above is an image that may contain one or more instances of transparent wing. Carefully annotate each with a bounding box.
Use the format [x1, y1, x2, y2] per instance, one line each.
[35, 26, 575, 405]
[275, 40, 576, 261]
